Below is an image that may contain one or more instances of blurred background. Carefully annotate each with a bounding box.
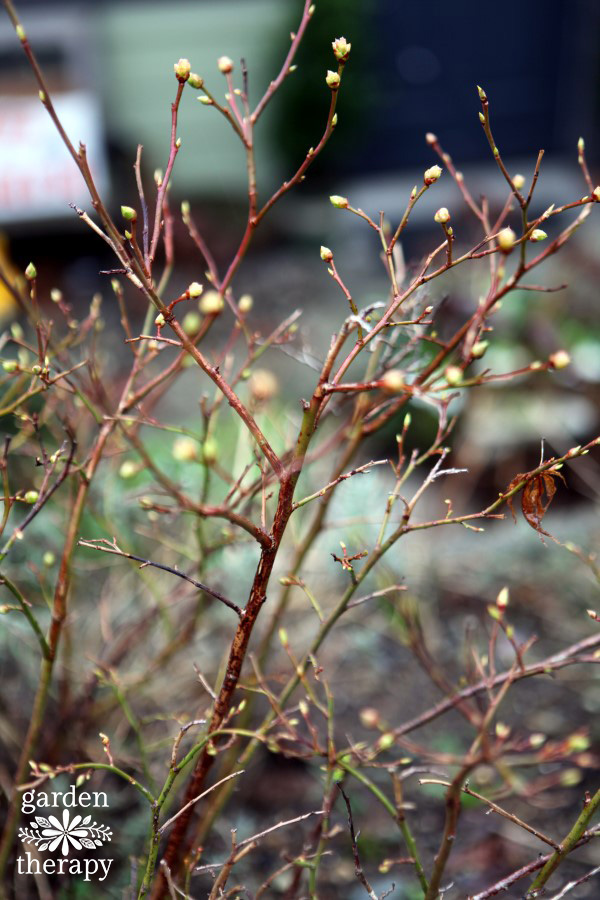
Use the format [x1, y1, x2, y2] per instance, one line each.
[2, 2, 600, 897]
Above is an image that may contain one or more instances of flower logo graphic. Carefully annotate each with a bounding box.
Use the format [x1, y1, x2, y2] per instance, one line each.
[19, 809, 112, 855]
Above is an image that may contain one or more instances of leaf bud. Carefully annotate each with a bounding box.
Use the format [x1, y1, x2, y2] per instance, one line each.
[25, 262, 37, 280]
[202, 437, 219, 464]
[250, 368, 279, 402]
[496, 586, 509, 609]
[477, 85, 487, 101]
[434, 207, 450, 224]
[329, 194, 348, 208]
[325, 70, 341, 90]
[43, 551, 55, 567]
[471, 340, 489, 359]
[238, 293, 253, 313]
[172, 436, 198, 462]
[199, 290, 224, 315]
[24, 489, 39, 504]
[320, 245, 333, 261]
[217, 56, 234, 74]
[182, 311, 202, 335]
[380, 369, 405, 394]
[529, 229, 547, 242]
[187, 73, 204, 89]
[121, 205, 137, 221]
[497, 227, 516, 253]
[513, 173, 525, 190]
[119, 460, 138, 479]
[425, 132, 437, 145]
[359, 707, 380, 729]
[331, 112, 338, 127]
[423, 165, 442, 185]
[548, 350, 571, 370]
[187, 281, 203, 298]
[578, 137, 585, 154]
[198, 96, 213, 105]
[154, 313, 166, 327]
[331, 36, 351, 62]
[478, 112, 485, 124]
[174, 58, 191, 81]
[444, 365, 463, 386]
[593, 186, 600, 202]
[2, 360, 18, 373]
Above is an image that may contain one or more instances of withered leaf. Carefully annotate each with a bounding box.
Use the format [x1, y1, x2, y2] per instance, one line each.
[506, 466, 566, 542]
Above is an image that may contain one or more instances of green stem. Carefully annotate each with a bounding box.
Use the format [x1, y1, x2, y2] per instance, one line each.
[526, 788, 600, 896]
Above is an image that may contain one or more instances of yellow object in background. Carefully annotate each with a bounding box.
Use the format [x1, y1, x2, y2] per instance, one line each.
[0, 234, 21, 322]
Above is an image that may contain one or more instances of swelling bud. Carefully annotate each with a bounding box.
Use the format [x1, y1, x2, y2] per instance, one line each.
[434, 207, 450, 224]
[325, 70, 341, 89]
[217, 56, 233, 74]
[329, 195, 348, 209]
[380, 369, 405, 394]
[331, 36, 351, 61]
[199, 290, 224, 315]
[497, 227, 516, 253]
[549, 350, 571, 370]
[423, 165, 442, 185]
[174, 58, 191, 81]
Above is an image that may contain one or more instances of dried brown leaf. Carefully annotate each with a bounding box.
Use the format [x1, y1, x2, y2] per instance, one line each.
[506, 466, 566, 542]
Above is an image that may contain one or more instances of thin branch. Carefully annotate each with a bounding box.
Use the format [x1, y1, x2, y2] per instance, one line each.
[394, 632, 600, 738]
[419, 779, 559, 849]
[78, 538, 242, 616]
[338, 785, 378, 900]
[158, 771, 244, 835]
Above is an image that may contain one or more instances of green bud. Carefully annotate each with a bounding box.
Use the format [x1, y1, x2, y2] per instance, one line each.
[217, 56, 234, 74]
[423, 165, 442, 185]
[434, 207, 450, 224]
[43, 551, 56, 567]
[119, 460, 138, 479]
[174, 58, 191, 81]
[320, 245, 333, 261]
[182, 311, 202, 335]
[331, 36, 351, 62]
[199, 290, 224, 315]
[497, 227, 516, 252]
[25, 262, 37, 280]
[24, 490, 39, 504]
[187, 73, 204, 89]
[202, 437, 219, 464]
[2, 360, 18, 373]
[445, 365, 463, 386]
[471, 340, 489, 359]
[238, 293, 253, 313]
[187, 281, 203, 298]
[120, 206, 137, 221]
[172, 437, 198, 462]
[530, 229, 547, 242]
[325, 70, 341, 90]
[329, 195, 348, 209]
